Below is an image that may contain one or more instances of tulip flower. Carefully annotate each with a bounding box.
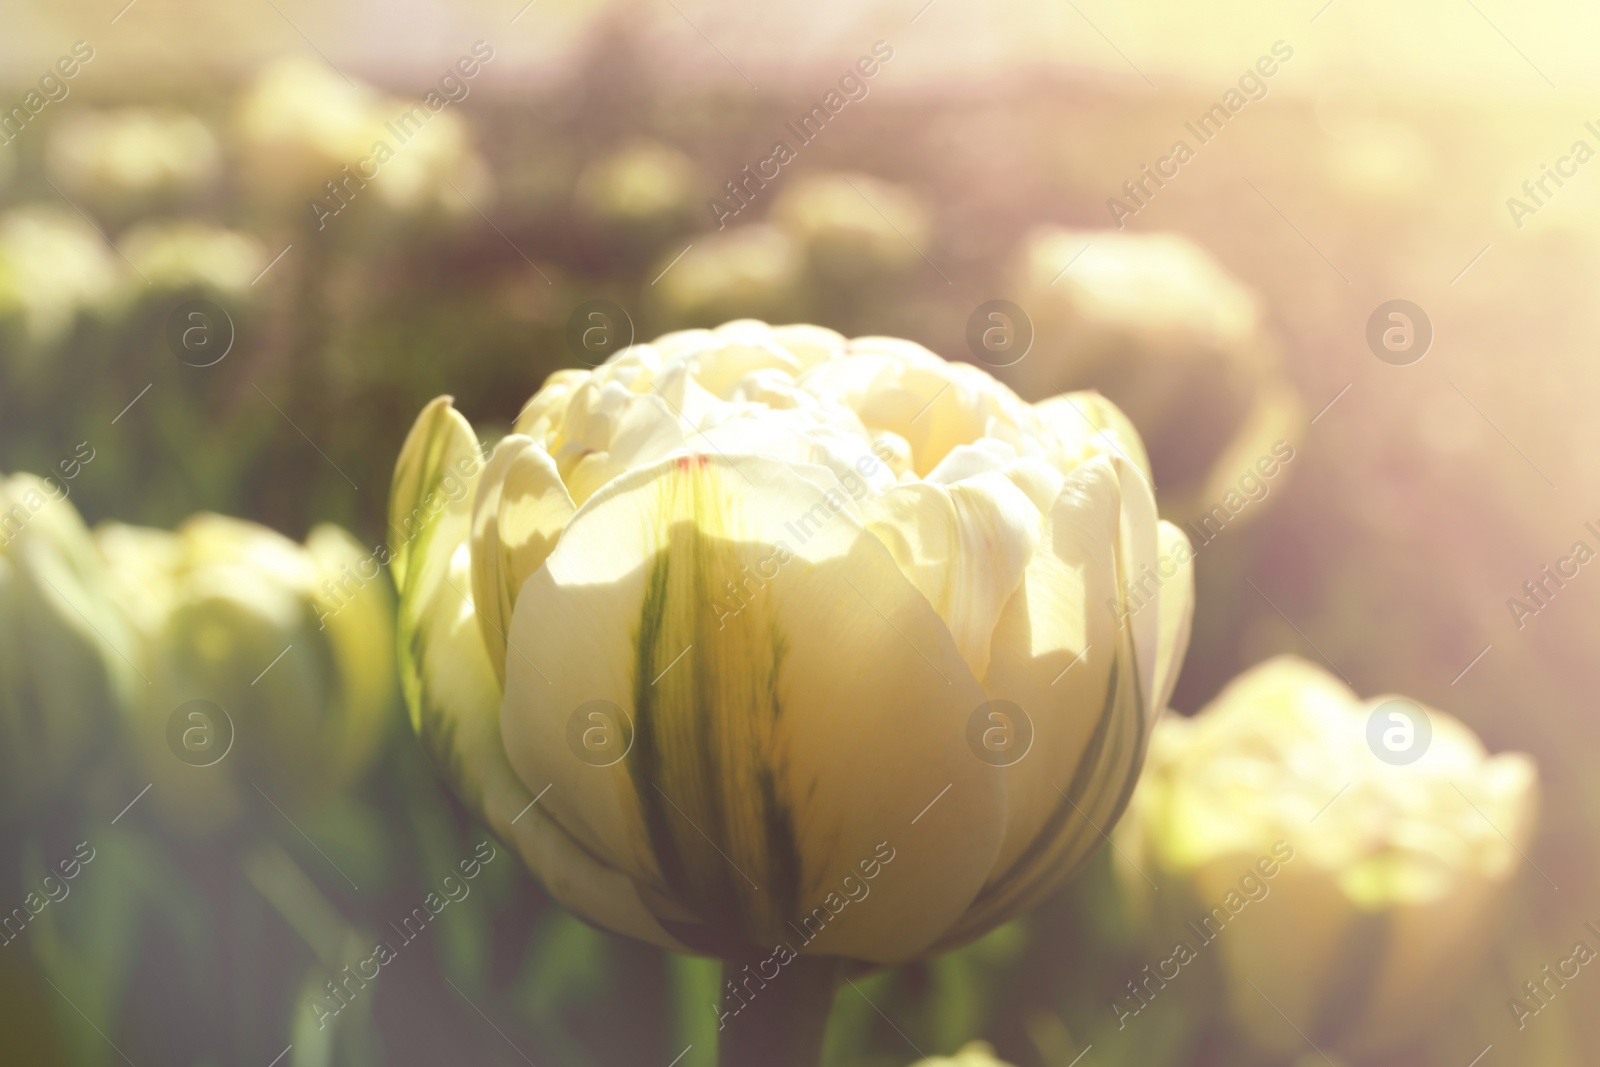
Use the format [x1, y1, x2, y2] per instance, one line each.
[772, 171, 932, 280]
[1007, 228, 1302, 527]
[98, 515, 396, 835]
[118, 221, 267, 295]
[0, 206, 123, 348]
[236, 56, 492, 219]
[649, 228, 805, 328]
[1116, 656, 1538, 1059]
[0, 473, 137, 815]
[46, 107, 221, 206]
[577, 140, 700, 227]
[390, 320, 1193, 1065]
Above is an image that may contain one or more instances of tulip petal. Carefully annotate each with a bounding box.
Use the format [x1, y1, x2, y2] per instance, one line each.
[390, 398, 480, 726]
[800, 344, 1036, 476]
[861, 471, 1041, 680]
[469, 435, 576, 685]
[1110, 459, 1163, 726]
[936, 455, 1167, 948]
[433, 540, 686, 950]
[1034, 392, 1152, 482]
[500, 453, 1004, 963]
[390, 400, 680, 950]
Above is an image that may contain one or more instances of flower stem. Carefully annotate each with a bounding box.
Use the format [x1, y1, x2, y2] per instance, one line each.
[716, 954, 842, 1067]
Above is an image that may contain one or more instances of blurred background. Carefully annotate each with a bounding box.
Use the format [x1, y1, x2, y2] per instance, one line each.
[2, 0, 1598, 1064]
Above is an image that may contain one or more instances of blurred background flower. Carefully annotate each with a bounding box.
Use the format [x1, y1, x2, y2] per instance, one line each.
[236, 55, 492, 219]
[46, 108, 222, 211]
[650, 224, 805, 327]
[1006, 228, 1302, 526]
[774, 171, 932, 281]
[911, 1042, 1018, 1067]
[577, 139, 701, 229]
[0, 472, 136, 817]
[118, 221, 266, 294]
[235, 56, 388, 202]
[98, 515, 395, 835]
[1118, 656, 1539, 1061]
[0, 206, 122, 351]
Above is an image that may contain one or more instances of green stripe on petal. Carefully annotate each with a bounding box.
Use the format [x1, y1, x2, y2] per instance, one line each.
[389, 397, 482, 734]
[939, 622, 1147, 949]
[500, 453, 1003, 963]
[629, 488, 804, 953]
[391, 399, 681, 952]
[937, 455, 1163, 949]
[469, 434, 575, 685]
[389, 396, 478, 595]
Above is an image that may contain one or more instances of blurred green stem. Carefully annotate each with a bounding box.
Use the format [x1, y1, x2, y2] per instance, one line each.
[717, 955, 840, 1067]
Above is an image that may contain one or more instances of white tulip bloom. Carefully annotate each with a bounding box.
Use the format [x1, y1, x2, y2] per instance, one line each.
[391, 320, 1193, 965]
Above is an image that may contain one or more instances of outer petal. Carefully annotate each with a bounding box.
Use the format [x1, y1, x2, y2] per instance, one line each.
[389, 398, 680, 950]
[389, 397, 481, 599]
[499, 453, 1005, 963]
[1111, 457, 1163, 727]
[469, 434, 576, 684]
[936, 455, 1168, 948]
